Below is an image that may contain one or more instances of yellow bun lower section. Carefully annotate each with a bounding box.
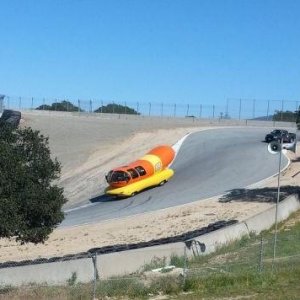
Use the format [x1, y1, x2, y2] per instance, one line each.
[105, 168, 174, 197]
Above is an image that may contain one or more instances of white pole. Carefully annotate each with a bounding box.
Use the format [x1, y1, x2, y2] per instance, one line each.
[272, 139, 282, 271]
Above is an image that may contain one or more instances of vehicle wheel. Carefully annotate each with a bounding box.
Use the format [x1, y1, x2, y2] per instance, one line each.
[159, 180, 167, 186]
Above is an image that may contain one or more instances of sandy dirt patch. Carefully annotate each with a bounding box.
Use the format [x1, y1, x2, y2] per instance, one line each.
[0, 111, 298, 262]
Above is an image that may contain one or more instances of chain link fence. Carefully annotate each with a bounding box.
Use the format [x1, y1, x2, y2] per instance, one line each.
[89, 232, 300, 299]
[226, 98, 300, 120]
[0, 229, 299, 299]
[1, 95, 299, 120]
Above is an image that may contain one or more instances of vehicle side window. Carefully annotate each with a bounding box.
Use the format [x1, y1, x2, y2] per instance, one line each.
[135, 166, 146, 176]
[127, 168, 139, 179]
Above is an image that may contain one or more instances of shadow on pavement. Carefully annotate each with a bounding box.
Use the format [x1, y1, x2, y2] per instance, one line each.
[89, 194, 119, 203]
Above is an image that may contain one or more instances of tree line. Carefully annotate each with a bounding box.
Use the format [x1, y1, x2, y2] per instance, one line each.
[36, 101, 140, 115]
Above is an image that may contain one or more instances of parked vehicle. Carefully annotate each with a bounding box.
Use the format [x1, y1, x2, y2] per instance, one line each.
[265, 129, 296, 143]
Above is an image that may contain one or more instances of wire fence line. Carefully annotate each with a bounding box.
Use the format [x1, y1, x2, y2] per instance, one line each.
[226, 98, 300, 120]
[1, 95, 299, 120]
[91, 232, 300, 299]
[0, 231, 299, 299]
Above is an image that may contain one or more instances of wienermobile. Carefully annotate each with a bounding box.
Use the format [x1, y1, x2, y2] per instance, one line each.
[105, 145, 175, 197]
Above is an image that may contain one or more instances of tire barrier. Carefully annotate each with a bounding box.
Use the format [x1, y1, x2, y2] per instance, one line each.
[0, 109, 21, 127]
[0, 219, 237, 269]
[219, 186, 300, 203]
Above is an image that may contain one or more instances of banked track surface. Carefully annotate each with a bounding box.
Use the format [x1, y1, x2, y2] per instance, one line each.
[62, 127, 288, 227]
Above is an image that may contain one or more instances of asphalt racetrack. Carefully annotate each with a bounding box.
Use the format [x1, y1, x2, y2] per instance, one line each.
[62, 127, 288, 227]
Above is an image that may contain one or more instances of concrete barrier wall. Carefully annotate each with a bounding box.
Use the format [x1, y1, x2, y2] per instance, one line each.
[277, 195, 300, 222]
[0, 195, 299, 285]
[244, 195, 300, 233]
[98, 242, 185, 279]
[191, 222, 249, 255]
[0, 257, 94, 286]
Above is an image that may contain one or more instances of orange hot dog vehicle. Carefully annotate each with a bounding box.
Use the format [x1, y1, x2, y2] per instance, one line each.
[105, 145, 175, 197]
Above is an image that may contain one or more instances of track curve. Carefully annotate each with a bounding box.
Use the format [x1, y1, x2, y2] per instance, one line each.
[62, 127, 288, 227]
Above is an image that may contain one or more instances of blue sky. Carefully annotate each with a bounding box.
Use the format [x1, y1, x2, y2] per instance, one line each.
[0, 0, 299, 116]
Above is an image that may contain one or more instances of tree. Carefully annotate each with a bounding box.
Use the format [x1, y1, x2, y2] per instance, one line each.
[272, 110, 297, 122]
[0, 123, 66, 244]
[94, 103, 139, 115]
[36, 100, 83, 112]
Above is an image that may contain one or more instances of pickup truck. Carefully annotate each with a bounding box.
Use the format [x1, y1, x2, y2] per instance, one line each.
[265, 129, 296, 143]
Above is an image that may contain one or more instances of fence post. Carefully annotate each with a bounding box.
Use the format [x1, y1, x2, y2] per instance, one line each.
[239, 98, 242, 120]
[259, 234, 264, 273]
[0, 95, 4, 113]
[92, 253, 99, 300]
[78, 100, 80, 113]
[267, 100, 270, 120]
[90, 100, 92, 113]
[186, 104, 189, 117]
[148, 102, 151, 116]
[226, 98, 229, 117]
[173, 104, 176, 117]
[199, 104, 202, 118]
[183, 244, 187, 286]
